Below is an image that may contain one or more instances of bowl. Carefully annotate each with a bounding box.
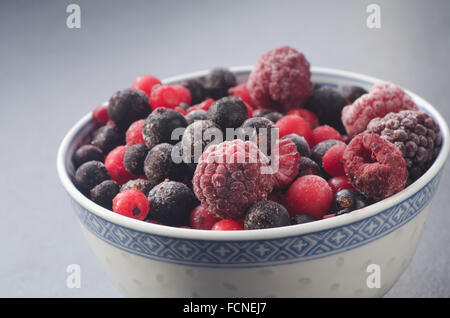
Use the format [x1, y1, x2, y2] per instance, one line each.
[57, 66, 449, 297]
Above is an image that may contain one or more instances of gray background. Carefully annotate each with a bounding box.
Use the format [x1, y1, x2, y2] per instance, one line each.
[0, 0, 449, 297]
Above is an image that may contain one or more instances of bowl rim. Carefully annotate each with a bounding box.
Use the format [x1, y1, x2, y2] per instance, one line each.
[56, 65, 450, 241]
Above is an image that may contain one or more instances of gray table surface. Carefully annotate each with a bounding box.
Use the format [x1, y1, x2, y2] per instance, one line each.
[1, 0, 449, 297]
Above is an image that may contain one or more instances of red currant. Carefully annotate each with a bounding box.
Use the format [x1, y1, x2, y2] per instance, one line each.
[276, 115, 313, 146]
[211, 219, 244, 231]
[132, 75, 162, 96]
[322, 144, 347, 176]
[92, 105, 109, 126]
[112, 189, 150, 220]
[190, 205, 221, 230]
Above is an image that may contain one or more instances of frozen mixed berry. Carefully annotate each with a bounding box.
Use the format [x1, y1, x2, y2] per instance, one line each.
[207, 97, 248, 131]
[181, 120, 221, 168]
[177, 103, 190, 112]
[304, 86, 347, 133]
[125, 119, 146, 146]
[311, 139, 346, 167]
[105, 146, 138, 185]
[205, 68, 237, 100]
[263, 112, 283, 123]
[322, 144, 347, 176]
[328, 175, 353, 196]
[174, 106, 187, 116]
[287, 108, 319, 129]
[181, 79, 207, 105]
[267, 190, 288, 209]
[343, 133, 408, 200]
[244, 200, 290, 230]
[92, 105, 110, 126]
[247, 46, 312, 112]
[253, 109, 272, 118]
[311, 125, 343, 147]
[91, 125, 125, 155]
[150, 85, 185, 110]
[342, 82, 418, 137]
[144, 143, 185, 185]
[228, 83, 256, 109]
[272, 138, 301, 189]
[187, 98, 215, 113]
[147, 181, 197, 226]
[172, 85, 192, 106]
[120, 178, 154, 196]
[333, 189, 369, 214]
[75, 161, 110, 192]
[113, 189, 150, 220]
[239, 117, 277, 156]
[343, 85, 368, 104]
[276, 115, 313, 146]
[90, 180, 119, 210]
[190, 205, 221, 230]
[365, 110, 441, 181]
[142, 107, 188, 149]
[286, 175, 333, 219]
[73, 144, 104, 169]
[124, 144, 149, 175]
[185, 109, 207, 125]
[291, 214, 317, 225]
[193, 139, 274, 219]
[281, 134, 311, 158]
[298, 156, 323, 177]
[108, 88, 151, 130]
[132, 75, 162, 96]
[211, 219, 244, 231]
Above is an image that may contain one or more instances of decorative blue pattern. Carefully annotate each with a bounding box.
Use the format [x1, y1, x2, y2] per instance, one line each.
[72, 172, 441, 268]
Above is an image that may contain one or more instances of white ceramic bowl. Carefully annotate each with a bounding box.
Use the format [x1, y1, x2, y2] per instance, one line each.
[57, 66, 449, 297]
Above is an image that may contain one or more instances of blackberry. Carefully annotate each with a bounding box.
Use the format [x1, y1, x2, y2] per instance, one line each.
[147, 181, 198, 226]
[91, 125, 125, 155]
[108, 88, 151, 130]
[239, 117, 276, 156]
[185, 109, 207, 125]
[90, 180, 119, 209]
[281, 134, 311, 158]
[120, 178, 154, 196]
[124, 144, 149, 175]
[142, 107, 188, 149]
[305, 86, 347, 133]
[75, 161, 110, 192]
[366, 110, 441, 181]
[205, 68, 237, 100]
[298, 157, 323, 177]
[73, 144, 104, 168]
[244, 200, 290, 230]
[343, 86, 368, 104]
[311, 139, 345, 167]
[181, 79, 207, 105]
[144, 143, 184, 185]
[207, 97, 248, 131]
[291, 214, 316, 225]
[263, 112, 283, 123]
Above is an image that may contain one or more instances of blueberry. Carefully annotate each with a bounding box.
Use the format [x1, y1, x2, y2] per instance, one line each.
[263, 112, 283, 123]
[120, 178, 154, 196]
[73, 144, 104, 168]
[108, 88, 151, 130]
[343, 86, 368, 103]
[90, 180, 119, 209]
[298, 157, 323, 177]
[205, 68, 237, 100]
[144, 143, 185, 185]
[124, 144, 149, 175]
[91, 125, 125, 155]
[335, 189, 356, 211]
[311, 139, 346, 167]
[75, 161, 110, 192]
[281, 134, 311, 158]
[244, 200, 290, 230]
[207, 96, 248, 131]
[181, 79, 207, 105]
[252, 109, 272, 118]
[185, 109, 208, 125]
[239, 117, 276, 156]
[291, 214, 316, 225]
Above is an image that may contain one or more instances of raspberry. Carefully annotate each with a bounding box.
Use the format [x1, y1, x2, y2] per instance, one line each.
[120, 178, 154, 196]
[91, 125, 125, 155]
[228, 83, 256, 109]
[132, 75, 162, 96]
[286, 175, 333, 219]
[112, 189, 150, 221]
[108, 88, 151, 130]
[185, 109, 207, 125]
[281, 134, 311, 158]
[287, 108, 319, 129]
[328, 175, 353, 196]
[342, 133, 408, 200]
[341, 82, 419, 137]
[144, 143, 185, 185]
[73, 145, 104, 169]
[190, 205, 221, 230]
[105, 146, 138, 185]
[207, 97, 249, 131]
[150, 85, 185, 110]
[192, 139, 275, 219]
[172, 85, 192, 106]
[124, 144, 148, 175]
[311, 125, 343, 147]
[322, 144, 347, 176]
[276, 115, 313, 146]
[92, 105, 110, 126]
[181, 79, 207, 105]
[75, 161, 110, 192]
[205, 68, 237, 100]
[343, 85, 368, 104]
[298, 157, 323, 177]
[211, 219, 244, 231]
[125, 119, 146, 146]
[244, 200, 290, 230]
[247, 46, 312, 112]
[272, 138, 301, 189]
[365, 110, 441, 181]
[90, 180, 119, 210]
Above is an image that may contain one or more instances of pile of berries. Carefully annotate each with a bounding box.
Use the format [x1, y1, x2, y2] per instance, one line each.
[73, 46, 441, 231]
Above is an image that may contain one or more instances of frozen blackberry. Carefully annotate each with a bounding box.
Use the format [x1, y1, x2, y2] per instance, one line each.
[91, 125, 125, 155]
[207, 96, 248, 131]
[281, 134, 311, 157]
[144, 143, 184, 185]
[366, 110, 441, 181]
[185, 109, 208, 125]
[108, 88, 151, 130]
[120, 178, 154, 196]
[291, 214, 316, 225]
[298, 156, 323, 177]
[205, 68, 237, 100]
[90, 180, 119, 210]
[181, 120, 221, 168]
[305, 86, 347, 133]
[147, 181, 198, 226]
[142, 107, 188, 149]
[124, 144, 149, 175]
[263, 112, 283, 123]
[343, 86, 368, 104]
[73, 144, 104, 168]
[239, 117, 276, 156]
[75, 161, 110, 192]
[244, 200, 290, 230]
[181, 79, 207, 105]
[311, 139, 346, 166]
[253, 109, 272, 117]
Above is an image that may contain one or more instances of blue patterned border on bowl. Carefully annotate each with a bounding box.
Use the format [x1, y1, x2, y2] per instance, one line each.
[72, 172, 441, 268]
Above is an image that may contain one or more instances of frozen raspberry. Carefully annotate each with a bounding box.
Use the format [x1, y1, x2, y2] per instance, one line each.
[311, 139, 346, 167]
[281, 134, 311, 158]
[272, 138, 301, 189]
[75, 161, 110, 193]
[207, 97, 249, 131]
[247, 46, 312, 112]
[365, 110, 441, 181]
[90, 180, 119, 210]
[150, 85, 185, 110]
[125, 119, 146, 146]
[105, 146, 138, 185]
[311, 125, 343, 147]
[287, 108, 319, 129]
[144, 143, 185, 185]
[205, 68, 237, 100]
[228, 83, 256, 109]
[108, 88, 151, 130]
[120, 178, 154, 196]
[298, 157, 323, 177]
[322, 144, 347, 176]
[286, 175, 333, 219]
[343, 85, 368, 104]
[342, 82, 419, 137]
[192, 139, 275, 219]
[113, 189, 150, 221]
[185, 109, 207, 125]
[244, 200, 290, 230]
[342, 133, 408, 201]
[92, 105, 110, 126]
[73, 145, 104, 169]
[211, 219, 244, 231]
[91, 125, 125, 155]
[328, 175, 353, 196]
[181, 79, 207, 105]
[132, 75, 162, 96]
[276, 115, 313, 146]
[124, 144, 148, 175]
[190, 205, 221, 230]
